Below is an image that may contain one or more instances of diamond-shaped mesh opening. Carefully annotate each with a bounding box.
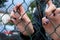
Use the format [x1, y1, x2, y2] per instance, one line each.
[0, 0, 60, 40]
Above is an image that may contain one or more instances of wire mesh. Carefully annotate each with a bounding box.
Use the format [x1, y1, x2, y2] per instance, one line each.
[0, 0, 60, 40]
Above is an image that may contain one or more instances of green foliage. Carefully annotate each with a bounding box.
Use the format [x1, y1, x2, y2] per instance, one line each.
[7, 22, 14, 25]
[27, 12, 33, 22]
[30, 1, 36, 10]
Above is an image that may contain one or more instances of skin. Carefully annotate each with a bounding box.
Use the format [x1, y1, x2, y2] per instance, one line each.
[10, 3, 34, 36]
[10, 0, 60, 40]
[42, 0, 60, 40]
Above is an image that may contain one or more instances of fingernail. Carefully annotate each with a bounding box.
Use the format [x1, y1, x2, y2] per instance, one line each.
[43, 22, 48, 25]
[46, 21, 49, 24]
[43, 23, 46, 25]
[11, 18, 16, 20]
[13, 10, 16, 13]
[46, 16, 48, 18]
[53, 13, 55, 16]
[46, 19, 49, 24]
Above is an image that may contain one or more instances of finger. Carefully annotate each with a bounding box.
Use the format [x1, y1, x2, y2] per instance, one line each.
[15, 3, 25, 15]
[10, 11, 18, 23]
[22, 13, 31, 24]
[18, 4, 25, 15]
[10, 10, 20, 19]
[53, 8, 60, 24]
[10, 11, 16, 18]
[57, 8, 60, 12]
[13, 3, 25, 20]
[15, 3, 30, 23]
[13, 5, 21, 18]
[10, 18, 17, 25]
[46, 8, 60, 24]
[42, 17, 49, 25]
[42, 17, 54, 34]
[45, 3, 56, 17]
[54, 8, 60, 14]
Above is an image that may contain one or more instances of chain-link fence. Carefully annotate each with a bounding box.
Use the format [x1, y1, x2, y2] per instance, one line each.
[0, 0, 60, 40]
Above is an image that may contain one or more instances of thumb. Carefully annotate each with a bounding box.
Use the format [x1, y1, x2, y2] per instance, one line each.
[42, 17, 54, 34]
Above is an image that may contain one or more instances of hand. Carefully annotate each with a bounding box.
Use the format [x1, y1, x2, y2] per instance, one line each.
[10, 3, 34, 36]
[42, 2, 60, 40]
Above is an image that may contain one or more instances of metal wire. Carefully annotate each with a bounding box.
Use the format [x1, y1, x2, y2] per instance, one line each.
[0, 0, 60, 40]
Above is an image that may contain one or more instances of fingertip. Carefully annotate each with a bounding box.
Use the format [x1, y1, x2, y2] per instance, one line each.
[11, 18, 16, 24]
[16, 3, 21, 6]
[16, 3, 22, 9]
[42, 17, 49, 25]
[42, 17, 46, 24]
[13, 3, 22, 11]
[42, 17, 46, 21]
[13, 6, 16, 12]
[10, 11, 15, 17]
[45, 10, 50, 16]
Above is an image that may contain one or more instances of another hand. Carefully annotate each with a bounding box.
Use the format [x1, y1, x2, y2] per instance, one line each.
[42, 1, 60, 40]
